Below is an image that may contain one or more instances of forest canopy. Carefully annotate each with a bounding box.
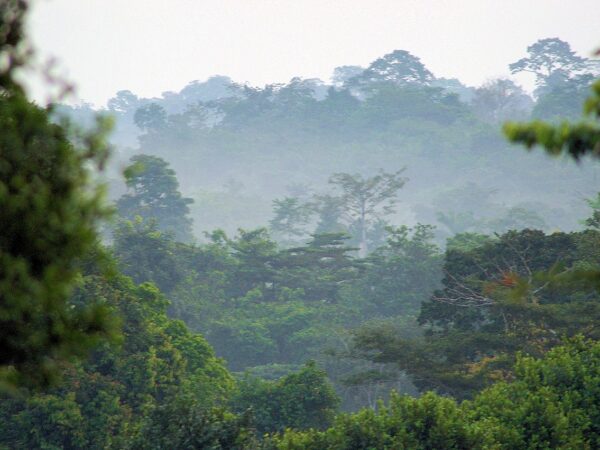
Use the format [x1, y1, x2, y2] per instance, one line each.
[2, 1, 600, 448]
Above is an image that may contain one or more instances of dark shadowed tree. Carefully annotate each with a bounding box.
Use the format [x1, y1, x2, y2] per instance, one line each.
[0, 0, 117, 389]
[112, 218, 184, 293]
[231, 361, 339, 434]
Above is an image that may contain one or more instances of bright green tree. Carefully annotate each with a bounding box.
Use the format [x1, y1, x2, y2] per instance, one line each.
[267, 338, 600, 449]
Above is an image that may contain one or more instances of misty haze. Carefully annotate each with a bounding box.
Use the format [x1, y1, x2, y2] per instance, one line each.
[2, 1, 600, 448]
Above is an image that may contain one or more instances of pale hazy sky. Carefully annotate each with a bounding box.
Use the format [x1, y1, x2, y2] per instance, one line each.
[28, 0, 599, 107]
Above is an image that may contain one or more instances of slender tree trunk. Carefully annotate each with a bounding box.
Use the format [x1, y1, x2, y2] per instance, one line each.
[359, 202, 367, 257]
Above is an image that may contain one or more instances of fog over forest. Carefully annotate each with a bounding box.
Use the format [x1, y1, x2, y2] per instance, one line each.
[63, 42, 600, 243]
[3, 1, 600, 448]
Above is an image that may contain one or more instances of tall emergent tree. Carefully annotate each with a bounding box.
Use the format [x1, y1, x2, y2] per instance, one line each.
[346, 50, 434, 92]
[117, 154, 194, 242]
[509, 38, 593, 97]
[329, 169, 407, 257]
[0, 0, 116, 388]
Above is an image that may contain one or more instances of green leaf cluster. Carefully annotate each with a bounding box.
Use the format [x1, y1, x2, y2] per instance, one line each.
[267, 337, 600, 449]
[0, 0, 117, 389]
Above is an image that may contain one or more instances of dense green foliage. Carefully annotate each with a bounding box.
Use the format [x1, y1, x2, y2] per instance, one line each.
[0, 0, 117, 389]
[0, 267, 238, 448]
[111, 220, 438, 406]
[351, 228, 600, 398]
[4, 2, 600, 447]
[231, 362, 339, 435]
[266, 338, 600, 449]
[0, 4, 338, 447]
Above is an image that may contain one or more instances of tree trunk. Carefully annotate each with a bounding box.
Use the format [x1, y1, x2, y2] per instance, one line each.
[359, 204, 367, 257]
